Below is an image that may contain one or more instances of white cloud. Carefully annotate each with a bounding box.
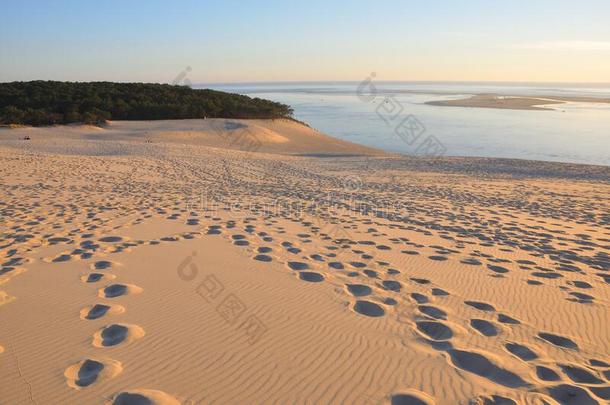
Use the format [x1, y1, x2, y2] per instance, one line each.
[510, 41, 610, 51]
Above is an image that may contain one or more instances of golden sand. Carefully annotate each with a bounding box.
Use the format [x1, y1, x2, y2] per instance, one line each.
[0, 120, 609, 404]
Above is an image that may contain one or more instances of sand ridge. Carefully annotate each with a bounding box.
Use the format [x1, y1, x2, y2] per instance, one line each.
[0, 118, 384, 157]
[0, 122, 609, 404]
[426, 93, 610, 111]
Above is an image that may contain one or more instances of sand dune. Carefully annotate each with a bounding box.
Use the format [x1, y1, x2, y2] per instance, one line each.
[0, 118, 383, 157]
[0, 121, 609, 404]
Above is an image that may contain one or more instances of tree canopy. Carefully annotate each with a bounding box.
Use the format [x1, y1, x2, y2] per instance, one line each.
[0, 81, 293, 126]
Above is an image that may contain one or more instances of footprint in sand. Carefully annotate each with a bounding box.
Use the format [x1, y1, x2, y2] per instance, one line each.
[81, 273, 116, 283]
[410, 293, 429, 304]
[93, 324, 145, 347]
[568, 280, 592, 289]
[558, 364, 605, 384]
[567, 291, 595, 304]
[99, 283, 143, 298]
[186, 218, 199, 226]
[99, 236, 123, 243]
[231, 234, 249, 246]
[461, 258, 482, 266]
[287, 261, 309, 271]
[538, 332, 579, 350]
[497, 313, 520, 325]
[0, 266, 23, 278]
[65, 358, 122, 389]
[470, 319, 500, 337]
[346, 284, 372, 297]
[548, 384, 600, 405]
[80, 304, 125, 320]
[310, 254, 324, 261]
[44, 253, 73, 263]
[48, 236, 73, 245]
[357, 240, 375, 246]
[589, 359, 610, 368]
[416, 321, 453, 341]
[431, 288, 449, 296]
[91, 260, 117, 270]
[428, 255, 448, 261]
[109, 389, 180, 405]
[391, 389, 435, 405]
[363, 269, 379, 278]
[446, 349, 528, 388]
[487, 264, 509, 274]
[531, 271, 562, 279]
[536, 365, 561, 381]
[207, 226, 222, 235]
[382, 280, 402, 292]
[401, 250, 420, 256]
[418, 305, 447, 320]
[464, 300, 496, 312]
[299, 272, 324, 282]
[590, 386, 610, 401]
[353, 300, 385, 317]
[505, 342, 538, 361]
[516, 259, 537, 266]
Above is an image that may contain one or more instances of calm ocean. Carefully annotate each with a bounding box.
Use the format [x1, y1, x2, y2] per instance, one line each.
[203, 82, 610, 166]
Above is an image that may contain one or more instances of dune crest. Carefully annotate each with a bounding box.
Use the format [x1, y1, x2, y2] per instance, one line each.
[0, 118, 384, 157]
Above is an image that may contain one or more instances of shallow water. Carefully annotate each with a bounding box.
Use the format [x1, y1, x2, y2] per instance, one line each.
[205, 82, 610, 166]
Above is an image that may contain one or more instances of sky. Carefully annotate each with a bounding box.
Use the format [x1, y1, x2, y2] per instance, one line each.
[1, 0, 609, 84]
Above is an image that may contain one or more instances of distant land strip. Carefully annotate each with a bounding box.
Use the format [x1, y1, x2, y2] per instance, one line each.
[426, 93, 610, 110]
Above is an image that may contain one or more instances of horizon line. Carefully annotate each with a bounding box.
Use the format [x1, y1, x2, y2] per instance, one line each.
[198, 79, 610, 87]
[2, 79, 610, 87]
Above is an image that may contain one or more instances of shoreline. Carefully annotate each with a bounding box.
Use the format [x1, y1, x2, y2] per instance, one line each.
[1, 118, 609, 173]
[425, 93, 610, 110]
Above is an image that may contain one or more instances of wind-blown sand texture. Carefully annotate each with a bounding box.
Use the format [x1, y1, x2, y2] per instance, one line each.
[1, 119, 609, 404]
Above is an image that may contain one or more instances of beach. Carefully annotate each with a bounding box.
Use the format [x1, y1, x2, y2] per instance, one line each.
[1, 119, 609, 404]
[425, 94, 610, 111]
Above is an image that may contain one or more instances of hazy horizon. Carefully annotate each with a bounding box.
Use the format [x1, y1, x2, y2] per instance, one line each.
[3, 79, 610, 87]
[1, 0, 609, 83]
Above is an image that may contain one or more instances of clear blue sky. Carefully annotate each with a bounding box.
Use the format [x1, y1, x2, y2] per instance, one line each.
[1, 0, 609, 83]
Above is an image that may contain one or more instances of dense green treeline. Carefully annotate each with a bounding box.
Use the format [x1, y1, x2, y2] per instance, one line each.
[0, 81, 293, 126]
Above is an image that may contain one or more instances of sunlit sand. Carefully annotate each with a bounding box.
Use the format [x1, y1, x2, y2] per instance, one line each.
[1, 120, 608, 404]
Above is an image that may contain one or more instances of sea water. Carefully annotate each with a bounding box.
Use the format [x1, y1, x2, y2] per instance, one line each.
[203, 82, 610, 166]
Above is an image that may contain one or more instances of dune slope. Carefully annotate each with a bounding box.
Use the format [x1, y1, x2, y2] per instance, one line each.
[0, 122, 609, 404]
